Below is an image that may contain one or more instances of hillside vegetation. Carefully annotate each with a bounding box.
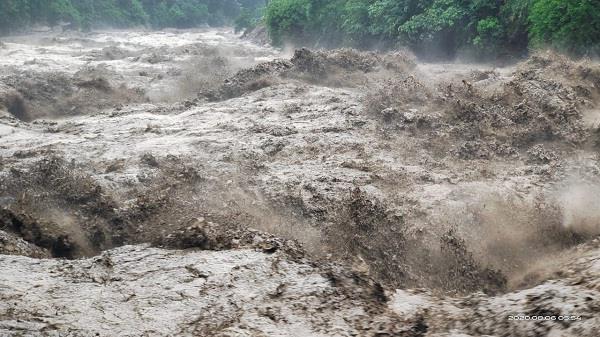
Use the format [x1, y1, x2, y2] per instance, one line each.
[1, 1, 598, 61]
[265, 0, 600, 59]
[0, 0, 265, 33]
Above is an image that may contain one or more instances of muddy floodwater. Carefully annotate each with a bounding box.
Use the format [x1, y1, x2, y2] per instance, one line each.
[1, 28, 600, 336]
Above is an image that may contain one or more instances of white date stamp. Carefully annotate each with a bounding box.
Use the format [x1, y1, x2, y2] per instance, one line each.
[508, 315, 582, 321]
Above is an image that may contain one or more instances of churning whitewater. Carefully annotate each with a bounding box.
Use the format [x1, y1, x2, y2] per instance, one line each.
[1, 28, 600, 336]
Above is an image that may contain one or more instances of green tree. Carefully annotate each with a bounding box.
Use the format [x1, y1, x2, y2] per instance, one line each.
[1, 0, 245, 33]
[367, 0, 424, 39]
[235, 8, 259, 33]
[265, 0, 312, 45]
[0, 0, 32, 34]
[530, 0, 600, 55]
[472, 17, 504, 57]
[499, 0, 531, 55]
[47, 0, 81, 26]
[399, 0, 467, 57]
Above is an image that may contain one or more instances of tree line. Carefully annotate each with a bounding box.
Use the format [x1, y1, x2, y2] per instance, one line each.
[2, 0, 598, 60]
[265, 0, 600, 59]
[0, 0, 266, 33]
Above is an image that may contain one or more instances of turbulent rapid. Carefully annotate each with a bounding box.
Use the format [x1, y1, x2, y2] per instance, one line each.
[1, 28, 600, 336]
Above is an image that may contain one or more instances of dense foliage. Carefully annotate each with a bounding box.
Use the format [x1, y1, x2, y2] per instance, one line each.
[2, 0, 597, 59]
[0, 0, 266, 33]
[529, 0, 600, 56]
[265, 0, 600, 59]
